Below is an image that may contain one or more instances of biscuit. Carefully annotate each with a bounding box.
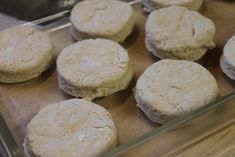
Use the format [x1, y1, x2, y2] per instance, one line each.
[0, 26, 54, 83]
[145, 6, 215, 61]
[141, 0, 204, 12]
[24, 99, 117, 157]
[57, 39, 133, 100]
[70, 0, 135, 43]
[135, 59, 219, 123]
[220, 35, 235, 80]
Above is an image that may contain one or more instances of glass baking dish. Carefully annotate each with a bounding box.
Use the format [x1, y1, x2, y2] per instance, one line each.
[0, 0, 235, 156]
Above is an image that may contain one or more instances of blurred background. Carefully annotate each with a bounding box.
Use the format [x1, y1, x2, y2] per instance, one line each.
[0, 0, 77, 20]
[0, 0, 134, 20]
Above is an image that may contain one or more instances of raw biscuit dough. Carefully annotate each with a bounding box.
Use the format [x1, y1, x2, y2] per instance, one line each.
[220, 35, 235, 80]
[145, 6, 215, 61]
[24, 99, 117, 157]
[141, 0, 204, 12]
[70, 0, 135, 43]
[57, 39, 133, 100]
[135, 59, 219, 124]
[0, 26, 54, 83]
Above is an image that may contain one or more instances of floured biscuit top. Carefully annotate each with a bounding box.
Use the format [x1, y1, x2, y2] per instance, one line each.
[57, 39, 130, 87]
[0, 26, 53, 73]
[71, 0, 133, 37]
[146, 6, 215, 51]
[136, 59, 219, 116]
[27, 99, 116, 157]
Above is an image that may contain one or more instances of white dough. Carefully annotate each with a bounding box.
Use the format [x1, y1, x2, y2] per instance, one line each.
[220, 35, 235, 80]
[24, 99, 117, 157]
[135, 59, 219, 123]
[145, 6, 215, 61]
[57, 39, 133, 100]
[70, 0, 135, 43]
[141, 0, 204, 12]
[0, 26, 54, 83]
